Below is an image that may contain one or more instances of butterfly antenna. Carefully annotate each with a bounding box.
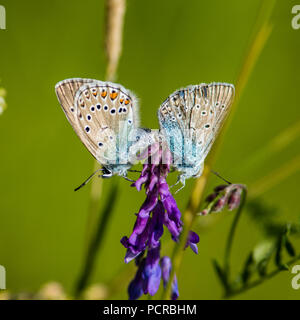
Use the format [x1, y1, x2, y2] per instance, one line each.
[74, 168, 104, 191]
[211, 169, 232, 185]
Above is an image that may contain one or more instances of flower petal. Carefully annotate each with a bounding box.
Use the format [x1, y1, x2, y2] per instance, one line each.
[142, 246, 161, 296]
[185, 231, 200, 254]
[160, 256, 179, 300]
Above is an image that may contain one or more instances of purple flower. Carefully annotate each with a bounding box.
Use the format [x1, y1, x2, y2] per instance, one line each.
[161, 256, 179, 300]
[122, 144, 199, 300]
[185, 231, 200, 254]
[142, 245, 162, 296]
[128, 259, 145, 300]
[199, 184, 246, 216]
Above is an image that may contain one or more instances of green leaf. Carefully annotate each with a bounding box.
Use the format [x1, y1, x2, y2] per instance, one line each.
[284, 237, 296, 257]
[275, 236, 283, 268]
[279, 264, 289, 271]
[241, 252, 254, 284]
[257, 259, 268, 277]
[212, 259, 228, 290]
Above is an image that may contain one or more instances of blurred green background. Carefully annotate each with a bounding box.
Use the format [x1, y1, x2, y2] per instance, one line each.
[0, 0, 300, 299]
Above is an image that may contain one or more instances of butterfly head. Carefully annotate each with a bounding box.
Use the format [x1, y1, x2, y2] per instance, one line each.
[102, 166, 113, 178]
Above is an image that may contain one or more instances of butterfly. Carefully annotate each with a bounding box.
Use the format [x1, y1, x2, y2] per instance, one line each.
[55, 78, 156, 188]
[158, 82, 235, 189]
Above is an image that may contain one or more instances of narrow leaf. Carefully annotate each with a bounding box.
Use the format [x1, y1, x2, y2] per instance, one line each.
[212, 259, 228, 290]
[241, 252, 254, 284]
[284, 237, 296, 257]
[257, 259, 268, 277]
[275, 236, 283, 268]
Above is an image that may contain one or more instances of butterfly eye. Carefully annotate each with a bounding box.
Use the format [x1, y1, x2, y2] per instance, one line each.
[201, 111, 207, 116]
[196, 104, 200, 109]
[221, 104, 225, 108]
[178, 113, 182, 118]
[90, 106, 95, 112]
[171, 116, 176, 121]
[204, 124, 210, 129]
[104, 105, 108, 111]
[70, 107, 74, 112]
[122, 107, 127, 113]
[118, 107, 123, 113]
[85, 126, 90, 133]
[98, 142, 103, 147]
[87, 114, 92, 121]
[215, 102, 220, 107]
[110, 108, 116, 114]
[96, 104, 101, 110]
[128, 119, 132, 124]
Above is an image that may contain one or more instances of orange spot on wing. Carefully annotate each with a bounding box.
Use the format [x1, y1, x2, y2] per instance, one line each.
[110, 92, 118, 100]
[101, 90, 107, 98]
[120, 98, 124, 104]
[125, 99, 130, 105]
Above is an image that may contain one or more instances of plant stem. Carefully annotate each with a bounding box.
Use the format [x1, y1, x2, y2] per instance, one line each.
[161, 166, 210, 300]
[163, 0, 276, 300]
[249, 154, 300, 199]
[223, 189, 247, 285]
[237, 119, 300, 175]
[0, 86, 7, 114]
[75, 0, 126, 297]
[225, 254, 300, 299]
[75, 181, 119, 297]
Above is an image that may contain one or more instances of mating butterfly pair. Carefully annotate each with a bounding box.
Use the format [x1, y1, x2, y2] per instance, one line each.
[55, 78, 234, 189]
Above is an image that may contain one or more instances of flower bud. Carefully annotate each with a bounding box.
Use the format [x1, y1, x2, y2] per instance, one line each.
[212, 196, 227, 212]
[228, 188, 242, 211]
[214, 184, 228, 192]
[205, 192, 218, 203]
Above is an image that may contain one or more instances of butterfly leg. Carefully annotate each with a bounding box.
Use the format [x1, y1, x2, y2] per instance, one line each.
[174, 175, 186, 194]
[170, 173, 186, 193]
[122, 175, 135, 183]
[170, 174, 181, 189]
[127, 169, 142, 173]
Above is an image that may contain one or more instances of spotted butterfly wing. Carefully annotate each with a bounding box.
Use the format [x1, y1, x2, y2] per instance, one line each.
[55, 78, 97, 157]
[158, 82, 235, 185]
[55, 78, 140, 176]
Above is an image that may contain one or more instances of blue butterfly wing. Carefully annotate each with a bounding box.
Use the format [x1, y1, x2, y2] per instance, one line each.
[158, 83, 235, 178]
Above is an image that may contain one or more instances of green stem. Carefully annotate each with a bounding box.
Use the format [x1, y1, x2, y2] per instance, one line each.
[74, 182, 119, 297]
[75, 0, 126, 298]
[163, 0, 276, 300]
[224, 189, 247, 283]
[225, 254, 300, 299]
